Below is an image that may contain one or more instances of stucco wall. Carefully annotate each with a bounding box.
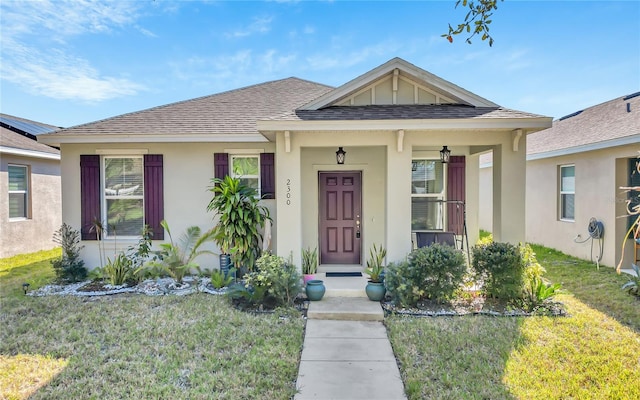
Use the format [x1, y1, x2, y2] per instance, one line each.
[0, 154, 61, 257]
[479, 161, 494, 232]
[526, 144, 638, 268]
[59, 142, 276, 270]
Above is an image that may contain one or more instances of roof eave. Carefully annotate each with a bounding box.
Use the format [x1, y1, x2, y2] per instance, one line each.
[0, 146, 61, 160]
[37, 133, 269, 147]
[257, 117, 552, 132]
[527, 134, 640, 161]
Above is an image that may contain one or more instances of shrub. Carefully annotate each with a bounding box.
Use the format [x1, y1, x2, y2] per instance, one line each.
[239, 253, 302, 308]
[103, 253, 135, 286]
[210, 268, 234, 289]
[51, 223, 87, 283]
[385, 244, 467, 307]
[472, 241, 525, 302]
[621, 264, 640, 297]
[143, 220, 215, 284]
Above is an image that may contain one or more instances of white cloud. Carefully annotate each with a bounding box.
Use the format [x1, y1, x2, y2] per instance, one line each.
[305, 40, 403, 71]
[225, 16, 274, 38]
[1, 40, 144, 101]
[0, 0, 148, 101]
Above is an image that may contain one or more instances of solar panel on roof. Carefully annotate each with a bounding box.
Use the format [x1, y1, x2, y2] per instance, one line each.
[623, 92, 640, 101]
[0, 116, 57, 135]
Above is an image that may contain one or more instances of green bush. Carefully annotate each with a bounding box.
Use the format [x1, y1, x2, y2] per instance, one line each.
[385, 244, 467, 307]
[472, 241, 525, 301]
[51, 223, 87, 283]
[103, 253, 135, 286]
[239, 253, 302, 308]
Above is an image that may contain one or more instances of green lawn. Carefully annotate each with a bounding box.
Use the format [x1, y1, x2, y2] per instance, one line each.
[0, 251, 304, 400]
[3, 245, 639, 399]
[387, 243, 640, 399]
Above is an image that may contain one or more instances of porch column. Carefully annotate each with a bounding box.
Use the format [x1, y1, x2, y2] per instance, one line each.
[386, 144, 412, 262]
[492, 141, 527, 244]
[275, 131, 303, 269]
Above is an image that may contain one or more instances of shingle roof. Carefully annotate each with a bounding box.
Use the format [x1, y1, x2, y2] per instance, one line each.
[528, 93, 640, 155]
[46, 78, 333, 137]
[1, 126, 60, 155]
[268, 104, 546, 121]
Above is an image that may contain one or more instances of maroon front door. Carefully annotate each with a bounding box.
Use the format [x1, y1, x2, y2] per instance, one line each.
[319, 171, 362, 264]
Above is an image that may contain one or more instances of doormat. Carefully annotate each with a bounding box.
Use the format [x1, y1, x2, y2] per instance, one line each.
[325, 272, 362, 277]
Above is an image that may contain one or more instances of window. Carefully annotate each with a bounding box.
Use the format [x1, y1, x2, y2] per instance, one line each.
[560, 165, 575, 221]
[230, 155, 260, 196]
[8, 165, 29, 219]
[103, 157, 144, 237]
[411, 159, 445, 230]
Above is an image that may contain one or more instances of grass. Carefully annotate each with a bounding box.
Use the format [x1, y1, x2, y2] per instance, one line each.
[387, 240, 640, 399]
[0, 248, 60, 298]
[0, 251, 304, 400]
[532, 244, 640, 332]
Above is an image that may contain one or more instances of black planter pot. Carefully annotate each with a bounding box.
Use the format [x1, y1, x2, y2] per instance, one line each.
[219, 254, 233, 278]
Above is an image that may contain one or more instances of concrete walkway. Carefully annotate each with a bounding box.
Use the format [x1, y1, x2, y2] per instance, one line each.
[295, 320, 406, 400]
[294, 274, 406, 399]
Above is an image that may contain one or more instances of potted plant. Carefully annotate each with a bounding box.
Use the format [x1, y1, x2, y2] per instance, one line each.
[207, 176, 270, 277]
[364, 243, 387, 301]
[302, 246, 318, 285]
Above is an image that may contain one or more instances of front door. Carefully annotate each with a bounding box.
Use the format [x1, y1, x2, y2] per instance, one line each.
[319, 171, 362, 264]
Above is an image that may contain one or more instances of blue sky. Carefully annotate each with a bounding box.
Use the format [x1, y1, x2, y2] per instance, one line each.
[1, 0, 638, 128]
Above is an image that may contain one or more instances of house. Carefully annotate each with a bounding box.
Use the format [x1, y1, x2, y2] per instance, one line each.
[1, 114, 61, 258]
[37, 58, 552, 270]
[479, 92, 640, 268]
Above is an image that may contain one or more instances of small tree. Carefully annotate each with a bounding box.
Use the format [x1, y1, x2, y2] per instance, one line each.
[51, 223, 87, 283]
[207, 176, 270, 274]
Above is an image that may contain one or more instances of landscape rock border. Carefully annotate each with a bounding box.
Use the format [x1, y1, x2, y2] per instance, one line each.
[27, 276, 228, 298]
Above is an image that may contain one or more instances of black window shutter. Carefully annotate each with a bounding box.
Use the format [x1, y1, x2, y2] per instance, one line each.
[80, 155, 100, 240]
[144, 154, 164, 240]
[260, 153, 275, 199]
[447, 156, 466, 234]
[214, 153, 229, 180]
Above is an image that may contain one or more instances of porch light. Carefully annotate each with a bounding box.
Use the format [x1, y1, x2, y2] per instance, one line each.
[440, 146, 451, 164]
[336, 147, 346, 164]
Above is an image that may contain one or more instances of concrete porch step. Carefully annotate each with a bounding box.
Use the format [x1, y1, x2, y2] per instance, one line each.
[307, 296, 384, 321]
[315, 272, 369, 298]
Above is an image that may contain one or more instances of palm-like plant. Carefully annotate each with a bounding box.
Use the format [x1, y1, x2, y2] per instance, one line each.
[146, 220, 215, 284]
[207, 176, 270, 273]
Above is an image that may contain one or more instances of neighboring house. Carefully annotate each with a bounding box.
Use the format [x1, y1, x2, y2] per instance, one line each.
[38, 58, 551, 270]
[479, 92, 640, 268]
[0, 114, 61, 258]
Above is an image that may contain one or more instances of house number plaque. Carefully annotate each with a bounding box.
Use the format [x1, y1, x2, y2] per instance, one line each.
[286, 179, 291, 205]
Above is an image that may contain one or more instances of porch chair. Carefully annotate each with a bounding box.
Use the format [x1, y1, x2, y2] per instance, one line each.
[415, 231, 457, 249]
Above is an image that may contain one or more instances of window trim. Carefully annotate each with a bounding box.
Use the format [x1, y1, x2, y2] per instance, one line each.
[229, 154, 261, 198]
[411, 158, 447, 231]
[559, 164, 575, 222]
[8, 164, 30, 220]
[101, 155, 145, 239]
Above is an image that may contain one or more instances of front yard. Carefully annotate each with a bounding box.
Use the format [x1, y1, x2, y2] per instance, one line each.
[1, 245, 639, 399]
[0, 250, 304, 400]
[386, 244, 640, 399]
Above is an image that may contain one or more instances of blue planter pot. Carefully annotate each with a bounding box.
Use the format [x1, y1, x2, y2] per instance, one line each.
[365, 281, 386, 301]
[305, 280, 326, 301]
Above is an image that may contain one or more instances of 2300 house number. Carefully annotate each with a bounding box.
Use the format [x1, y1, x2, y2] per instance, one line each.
[286, 179, 291, 205]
